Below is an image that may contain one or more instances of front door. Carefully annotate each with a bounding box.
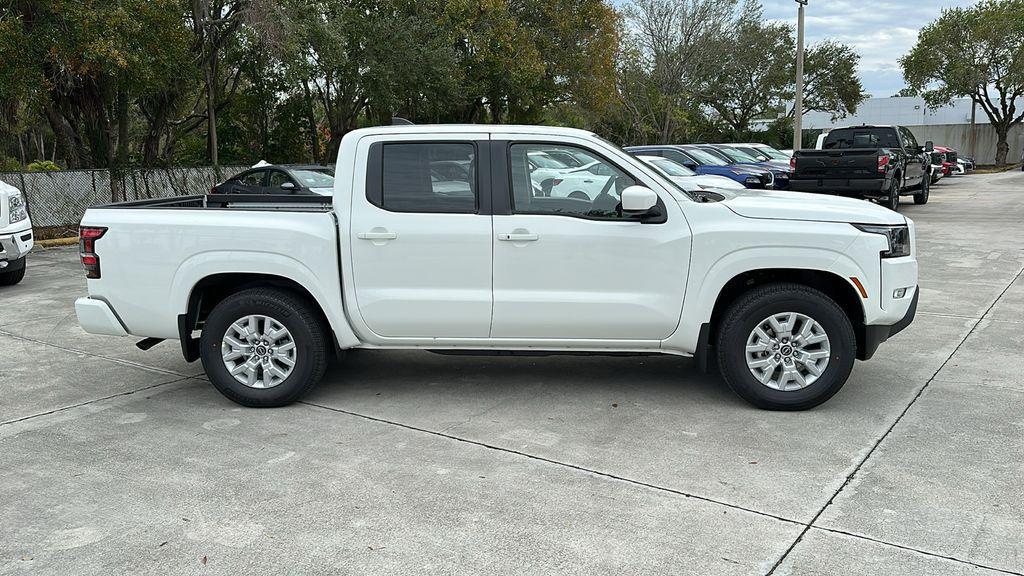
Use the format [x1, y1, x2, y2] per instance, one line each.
[348, 135, 493, 338]
[489, 138, 690, 341]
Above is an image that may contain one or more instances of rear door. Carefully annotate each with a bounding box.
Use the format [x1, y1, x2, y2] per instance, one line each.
[898, 126, 926, 187]
[347, 133, 493, 338]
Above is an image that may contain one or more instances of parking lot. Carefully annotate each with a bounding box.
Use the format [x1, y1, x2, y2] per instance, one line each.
[0, 170, 1022, 575]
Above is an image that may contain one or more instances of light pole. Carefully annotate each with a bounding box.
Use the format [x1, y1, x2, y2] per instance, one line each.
[792, 0, 808, 151]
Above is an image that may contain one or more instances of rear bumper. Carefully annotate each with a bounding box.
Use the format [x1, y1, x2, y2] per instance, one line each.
[75, 297, 129, 337]
[788, 177, 890, 198]
[0, 228, 33, 263]
[860, 289, 917, 361]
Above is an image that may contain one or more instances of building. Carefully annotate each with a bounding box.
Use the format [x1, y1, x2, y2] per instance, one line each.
[801, 96, 1024, 165]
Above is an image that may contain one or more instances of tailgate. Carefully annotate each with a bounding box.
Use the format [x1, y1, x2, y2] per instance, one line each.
[794, 149, 880, 179]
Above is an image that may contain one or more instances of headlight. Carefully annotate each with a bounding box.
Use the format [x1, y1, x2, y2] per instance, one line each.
[9, 193, 28, 224]
[853, 223, 911, 258]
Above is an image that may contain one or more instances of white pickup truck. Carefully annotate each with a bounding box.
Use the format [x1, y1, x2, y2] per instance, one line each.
[75, 125, 918, 410]
[0, 181, 34, 285]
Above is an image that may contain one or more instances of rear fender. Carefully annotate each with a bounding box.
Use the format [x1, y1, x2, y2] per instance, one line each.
[171, 250, 361, 348]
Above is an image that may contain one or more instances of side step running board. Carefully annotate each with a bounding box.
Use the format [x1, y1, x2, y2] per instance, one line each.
[135, 337, 164, 351]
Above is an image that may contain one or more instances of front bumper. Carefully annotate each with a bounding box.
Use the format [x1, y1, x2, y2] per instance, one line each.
[0, 228, 33, 264]
[860, 289, 917, 361]
[75, 297, 129, 337]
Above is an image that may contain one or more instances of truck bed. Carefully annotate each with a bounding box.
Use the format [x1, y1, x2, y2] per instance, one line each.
[101, 194, 333, 212]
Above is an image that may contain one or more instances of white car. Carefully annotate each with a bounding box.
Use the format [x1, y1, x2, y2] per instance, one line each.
[75, 124, 918, 411]
[0, 180, 33, 286]
[637, 155, 745, 191]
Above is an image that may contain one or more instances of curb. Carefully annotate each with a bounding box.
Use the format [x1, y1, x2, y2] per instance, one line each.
[36, 237, 79, 248]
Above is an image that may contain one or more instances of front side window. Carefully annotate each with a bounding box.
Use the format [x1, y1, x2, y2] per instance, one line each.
[268, 171, 294, 189]
[380, 143, 477, 213]
[510, 143, 639, 220]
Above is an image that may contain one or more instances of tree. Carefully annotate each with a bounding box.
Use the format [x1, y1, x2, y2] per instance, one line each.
[796, 40, 866, 121]
[901, 0, 1024, 165]
[618, 0, 742, 143]
[700, 2, 793, 137]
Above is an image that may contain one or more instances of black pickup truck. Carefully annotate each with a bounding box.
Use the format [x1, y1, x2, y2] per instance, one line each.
[789, 125, 933, 211]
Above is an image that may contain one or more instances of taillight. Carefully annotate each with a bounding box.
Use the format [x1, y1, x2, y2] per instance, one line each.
[877, 155, 890, 173]
[789, 156, 796, 171]
[79, 226, 107, 279]
[551, 179, 563, 186]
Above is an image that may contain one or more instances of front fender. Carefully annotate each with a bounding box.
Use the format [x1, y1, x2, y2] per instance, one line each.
[665, 240, 871, 354]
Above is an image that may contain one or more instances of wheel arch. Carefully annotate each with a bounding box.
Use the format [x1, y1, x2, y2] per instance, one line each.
[179, 272, 356, 362]
[696, 268, 871, 372]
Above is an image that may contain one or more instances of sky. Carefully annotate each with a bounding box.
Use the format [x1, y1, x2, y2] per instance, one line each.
[761, 0, 979, 97]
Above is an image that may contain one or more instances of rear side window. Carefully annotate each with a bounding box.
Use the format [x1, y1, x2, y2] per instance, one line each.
[240, 170, 264, 186]
[823, 128, 900, 149]
[377, 143, 477, 213]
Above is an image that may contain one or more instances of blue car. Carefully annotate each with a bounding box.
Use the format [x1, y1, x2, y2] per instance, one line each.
[624, 145, 775, 189]
[697, 145, 791, 189]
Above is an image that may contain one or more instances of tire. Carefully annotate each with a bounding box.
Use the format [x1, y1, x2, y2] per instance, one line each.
[200, 287, 330, 407]
[885, 177, 900, 211]
[914, 173, 929, 205]
[0, 258, 26, 286]
[715, 283, 856, 411]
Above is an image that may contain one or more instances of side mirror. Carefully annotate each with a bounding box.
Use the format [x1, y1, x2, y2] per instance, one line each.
[621, 185, 658, 213]
[924, 141, 934, 152]
[280, 181, 297, 191]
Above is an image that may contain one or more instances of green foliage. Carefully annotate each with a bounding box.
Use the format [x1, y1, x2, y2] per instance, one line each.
[901, 0, 1024, 164]
[0, 157, 21, 172]
[26, 160, 60, 172]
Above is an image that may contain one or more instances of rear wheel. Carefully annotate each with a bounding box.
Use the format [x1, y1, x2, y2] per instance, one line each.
[885, 177, 900, 211]
[0, 258, 26, 286]
[200, 288, 329, 407]
[914, 174, 929, 204]
[715, 283, 856, 410]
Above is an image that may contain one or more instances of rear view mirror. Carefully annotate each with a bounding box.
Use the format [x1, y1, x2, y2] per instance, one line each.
[621, 185, 658, 213]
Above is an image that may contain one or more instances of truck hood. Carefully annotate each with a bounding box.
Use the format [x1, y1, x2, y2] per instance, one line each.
[718, 188, 906, 225]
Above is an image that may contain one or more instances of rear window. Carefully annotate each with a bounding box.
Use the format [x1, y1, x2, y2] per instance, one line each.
[823, 128, 900, 149]
[379, 143, 477, 213]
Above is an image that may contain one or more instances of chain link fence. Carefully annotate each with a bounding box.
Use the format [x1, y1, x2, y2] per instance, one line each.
[0, 166, 249, 239]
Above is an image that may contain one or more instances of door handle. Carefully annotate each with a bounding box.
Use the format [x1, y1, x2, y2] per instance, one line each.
[357, 231, 398, 240]
[498, 233, 539, 242]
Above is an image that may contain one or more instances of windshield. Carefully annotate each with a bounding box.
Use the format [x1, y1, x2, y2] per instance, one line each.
[648, 157, 696, 177]
[715, 147, 761, 163]
[683, 148, 728, 166]
[291, 169, 335, 188]
[734, 146, 772, 162]
[757, 146, 790, 160]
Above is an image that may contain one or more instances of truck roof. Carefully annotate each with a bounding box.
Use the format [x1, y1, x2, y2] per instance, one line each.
[345, 124, 597, 138]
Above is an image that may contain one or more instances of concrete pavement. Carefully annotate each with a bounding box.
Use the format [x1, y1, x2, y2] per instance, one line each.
[1, 170, 1022, 575]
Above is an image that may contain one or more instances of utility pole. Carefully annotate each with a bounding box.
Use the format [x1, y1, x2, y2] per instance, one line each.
[792, 0, 808, 151]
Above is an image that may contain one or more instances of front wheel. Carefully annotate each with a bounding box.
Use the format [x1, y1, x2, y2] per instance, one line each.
[0, 258, 26, 286]
[200, 288, 330, 407]
[715, 283, 856, 410]
[914, 174, 929, 204]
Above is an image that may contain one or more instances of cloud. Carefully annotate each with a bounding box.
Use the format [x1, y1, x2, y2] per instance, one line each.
[761, 0, 979, 96]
